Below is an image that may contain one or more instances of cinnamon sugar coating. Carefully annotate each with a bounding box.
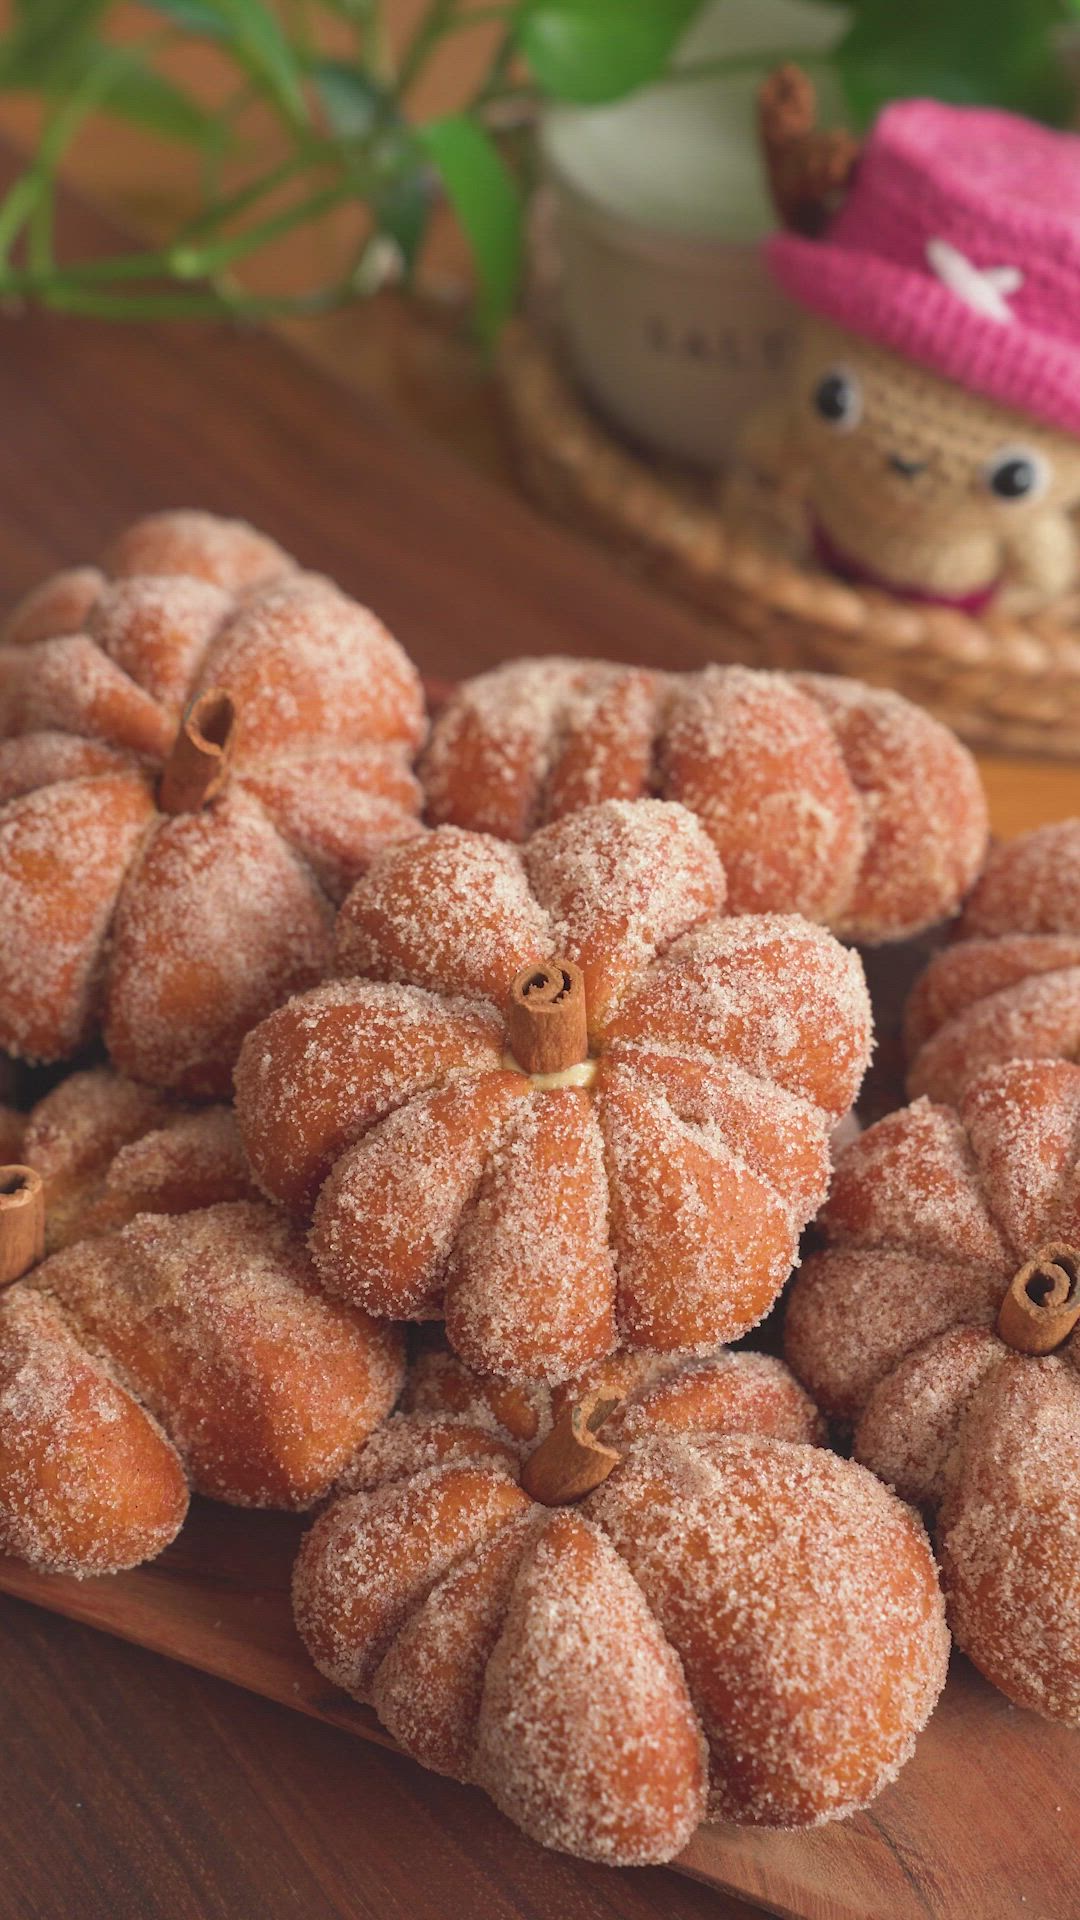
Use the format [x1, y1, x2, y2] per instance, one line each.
[938, 1356, 1080, 1725]
[103, 510, 293, 592]
[397, 1337, 826, 1454]
[421, 657, 988, 944]
[3, 568, 105, 649]
[0, 1286, 188, 1576]
[293, 1344, 945, 1863]
[238, 800, 872, 1381]
[785, 1057, 1080, 1724]
[906, 820, 1080, 1104]
[14, 1065, 257, 1252]
[0, 512, 425, 1092]
[0, 1201, 405, 1578]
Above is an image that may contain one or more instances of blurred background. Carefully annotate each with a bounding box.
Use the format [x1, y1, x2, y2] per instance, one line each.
[1, 1, 1076, 476]
[1, 0, 1079, 788]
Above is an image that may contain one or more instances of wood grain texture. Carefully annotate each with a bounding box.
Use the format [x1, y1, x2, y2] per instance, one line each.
[0, 1585, 738, 1920]
[1, 1501, 1078, 1920]
[0, 157, 1076, 1920]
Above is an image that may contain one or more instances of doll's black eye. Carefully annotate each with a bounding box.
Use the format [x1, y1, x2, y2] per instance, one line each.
[983, 447, 1048, 502]
[812, 369, 861, 431]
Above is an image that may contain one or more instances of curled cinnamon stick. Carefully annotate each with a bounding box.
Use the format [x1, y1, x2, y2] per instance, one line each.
[758, 64, 859, 236]
[521, 1390, 623, 1506]
[0, 1166, 45, 1287]
[159, 688, 237, 815]
[505, 956, 588, 1077]
[996, 1244, 1080, 1355]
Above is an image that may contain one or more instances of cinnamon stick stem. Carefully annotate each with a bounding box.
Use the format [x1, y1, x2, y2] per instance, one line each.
[505, 957, 588, 1077]
[996, 1244, 1080, 1355]
[0, 1166, 45, 1287]
[521, 1390, 623, 1506]
[159, 687, 237, 815]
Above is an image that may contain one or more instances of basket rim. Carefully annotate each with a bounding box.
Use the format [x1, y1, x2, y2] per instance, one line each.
[498, 317, 1080, 682]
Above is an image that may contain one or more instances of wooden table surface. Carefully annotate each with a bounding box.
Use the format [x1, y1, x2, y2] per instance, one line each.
[2, 1595, 754, 1920]
[0, 22, 1077, 1918]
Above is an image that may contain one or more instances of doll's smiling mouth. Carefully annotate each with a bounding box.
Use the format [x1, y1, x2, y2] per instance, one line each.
[888, 453, 930, 479]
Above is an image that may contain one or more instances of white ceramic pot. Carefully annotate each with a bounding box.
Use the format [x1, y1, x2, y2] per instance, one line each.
[542, 153, 793, 468]
[537, 0, 845, 468]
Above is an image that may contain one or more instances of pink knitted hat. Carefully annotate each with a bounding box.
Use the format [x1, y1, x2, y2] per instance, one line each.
[768, 99, 1080, 438]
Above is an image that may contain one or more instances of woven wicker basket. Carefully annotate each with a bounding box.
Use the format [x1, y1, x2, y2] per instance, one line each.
[499, 316, 1080, 759]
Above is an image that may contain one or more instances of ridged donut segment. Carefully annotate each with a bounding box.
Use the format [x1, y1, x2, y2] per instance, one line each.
[0, 1200, 405, 1577]
[3, 567, 105, 649]
[785, 1056, 1080, 1724]
[420, 656, 988, 943]
[0, 771, 157, 1059]
[906, 819, 1080, 1104]
[0, 1285, 188, 1575]
[102, 509, 293, 592]
[292, 1345, 946, 1863]
[937, 1356, 1080, 1725]
[0, 512, 425, 1091]
[238, 799, 872, 1382]
[11, 1065, 258, 1253]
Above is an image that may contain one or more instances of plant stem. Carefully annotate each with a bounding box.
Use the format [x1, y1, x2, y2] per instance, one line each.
[170, 183, 350, 276]
[0, 176, 41, 265]
[0, 28, 183, 269]
[180, 151, 327, 245]
[0, 0, 533, 325]
[28, 191, 54, 277]
[0, 175, 355, 306]
[449, 5, 512, 25]
[24, 277, 359, 322]
[397, 0, 459, 94]
[471, 21, 517, 109]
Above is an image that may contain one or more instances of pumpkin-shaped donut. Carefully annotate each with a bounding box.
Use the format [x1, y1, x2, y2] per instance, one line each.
[4, 1065, 258, 1252]
[3, 508, 293, 649]
[906, 819, 1080, 1103]
[784, 1057, 1080, 1724]
[421, 657, 988, 943]
[293, 1342, 948, 1863]
[0, 1198, 405, 1576]
[0, 510, 425, 1094]
[236, 798, 873, 1381]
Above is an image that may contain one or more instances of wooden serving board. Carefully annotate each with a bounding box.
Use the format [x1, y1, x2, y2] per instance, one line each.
[0, 156, 1078, 1920]
[0, 1506, 1077, 1920]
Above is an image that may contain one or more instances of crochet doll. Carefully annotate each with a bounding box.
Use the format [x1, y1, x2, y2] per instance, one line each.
[729, 68, 1080, 613]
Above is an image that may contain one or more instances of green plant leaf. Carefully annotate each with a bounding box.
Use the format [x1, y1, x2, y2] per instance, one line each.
[214, 0, 309, 123]
[836, 0, 1074, 127]
[376, 175, 429, 273]
[313, 62, 431, 272]
[419, 114, 521, 337]
[0, 20, 212, 143]
[94, 59, 216, 140]
[144, 0, 308, 124]
[141, 0, 226, 29]
[517, 0, 706, 104]
[312, 59, 386, 141]
[0, 0, 109, 87]
[373, 128, 431, 275]
[317, 0, 379, 21]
